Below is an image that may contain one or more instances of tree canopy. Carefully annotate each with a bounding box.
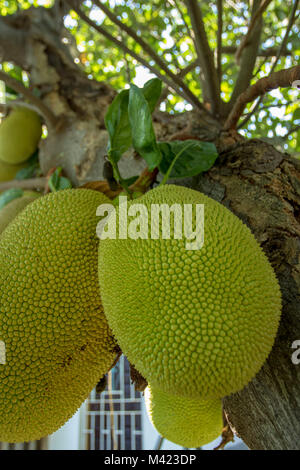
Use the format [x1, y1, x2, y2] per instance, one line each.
[0, 0, 299, 155]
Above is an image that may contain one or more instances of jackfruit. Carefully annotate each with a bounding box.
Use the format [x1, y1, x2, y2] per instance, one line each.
[145, 385, 223, 448]
[0, 159, 27, 182]
[0, 189, 117, 442]
[99, 184, 281, 399]
[0, 108, 42, 164]
[0, 191, 39, 234]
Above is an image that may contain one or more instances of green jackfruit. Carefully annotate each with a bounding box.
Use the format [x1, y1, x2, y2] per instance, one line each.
[0, 192, 39, 234]
[0, 189, 117, 442]
[0, 108, 42, 164]
[145, 385, 223, 448]
[99, 184, 281, 399]
[0, 159, 27, 182]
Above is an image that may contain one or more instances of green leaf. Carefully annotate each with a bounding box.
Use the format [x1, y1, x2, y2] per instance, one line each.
[25, 151, 39, 166]
[123, 175, 139, 186]
[58, 177, 73, 190]
[105, 89, 131, 163]
[274, 8, 286, 21]
[0, 189, 24, 210]
[158, 140, 218, 179]
[128, 84, 161, 170]
[15, 151, 40, 180]
[48, 168, 72, 192]
[142, 78, 162, 113]
[104, 79, 162, 168]
[293, 108, 300, 122]
[297, 131, 300, 149]
[15, 165, 37, 180]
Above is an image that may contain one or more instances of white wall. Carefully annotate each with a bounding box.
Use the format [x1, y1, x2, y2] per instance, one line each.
[48, 408, 81, 450]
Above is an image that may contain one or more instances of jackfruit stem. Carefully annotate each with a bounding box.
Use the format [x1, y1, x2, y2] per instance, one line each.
[108, 153, 132, 198]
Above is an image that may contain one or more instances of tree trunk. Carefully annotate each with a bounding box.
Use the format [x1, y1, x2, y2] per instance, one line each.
[194, 140, 300, 450]
[1, 5, 300, 450]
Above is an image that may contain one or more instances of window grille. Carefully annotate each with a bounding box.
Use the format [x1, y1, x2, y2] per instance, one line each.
[0, 438, 48, 450]
[80, 355, 143, 450]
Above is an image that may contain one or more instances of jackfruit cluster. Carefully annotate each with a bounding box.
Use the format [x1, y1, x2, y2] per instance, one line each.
[0, 189, 117, 442]
[0, 159, 27, 182]
[0, 108, 42, 165]
[98, 184, 281, 446]
[0, 181, 281, 448]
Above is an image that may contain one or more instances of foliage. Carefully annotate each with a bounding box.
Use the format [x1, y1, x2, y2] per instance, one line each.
[0, 188, 24, 209]
[48, 168, 72, 192]
[0, 0, 53, 14]
[158, 140, 218, 179]
[15, 151, 41, 180]
[0, 0, 299, 154]
[105, 79, 218, 184]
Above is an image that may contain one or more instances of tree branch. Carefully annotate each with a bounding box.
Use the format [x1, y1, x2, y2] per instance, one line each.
[227, 0, 263, 112]
[0, 99, 51, 119]
[0, 178, 47, 192]
[157, 86, 171, 106]
[91, 0, 202, 111]
[0, 70, 57, 128]
[184, 0, 220, 114]
[0, 3, 77, 73]
[167, 0, 193, 40]
[176, 60, 198, 78]
[224, 65, 300, 130]
[0, 16, 29, 70]
[67, 0, 207, 113]
[284, 125, 300, 138]
[235, 0, 273, 64]
[217, 0, 223, 87]
[51, 0, 71, 21]
[241, 100, 295, 115]
[120, 31, 132, 84]
[252, 54, 270, 79]
[171, 45, 292, 80]
[236, 0, 299, 129]
[225, 46, 291, 57]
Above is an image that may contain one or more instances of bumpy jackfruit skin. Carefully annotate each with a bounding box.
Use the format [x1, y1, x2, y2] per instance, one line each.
[0, 193, 39, 234]
[145, 385, 223, 448]
[0, 159, 26, 182]
[0, 189, 117, 442]
[0, 108, 42, 164]
[99, 184, 281, 399]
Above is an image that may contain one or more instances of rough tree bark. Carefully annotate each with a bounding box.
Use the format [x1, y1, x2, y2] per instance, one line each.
[0, 5, 299, 450]
[197, 141, 300, 450]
